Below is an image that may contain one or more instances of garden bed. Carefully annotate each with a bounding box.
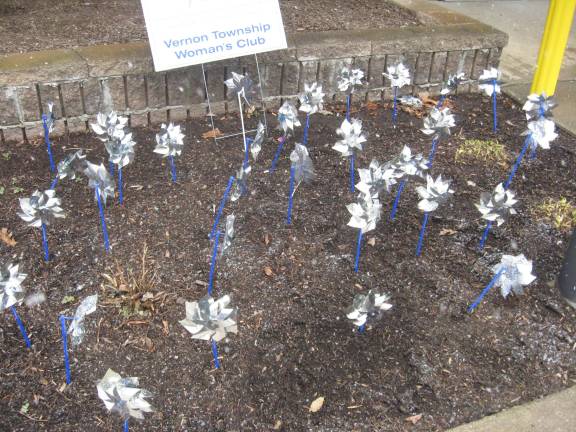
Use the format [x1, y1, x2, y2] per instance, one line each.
[1, 94, 575, 431]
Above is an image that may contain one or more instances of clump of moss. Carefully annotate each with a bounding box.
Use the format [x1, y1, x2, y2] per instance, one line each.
[455, 139, 508, 167]
[533, 197, 576, 232]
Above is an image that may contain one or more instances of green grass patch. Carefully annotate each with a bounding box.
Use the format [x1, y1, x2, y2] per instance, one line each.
[455, 139, 508, 167]
[533, 197, 576, 232]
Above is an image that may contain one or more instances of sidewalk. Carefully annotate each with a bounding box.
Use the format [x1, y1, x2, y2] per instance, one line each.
[437, 0, 576, 134]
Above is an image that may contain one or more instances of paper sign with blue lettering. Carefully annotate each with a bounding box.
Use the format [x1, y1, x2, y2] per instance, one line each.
[140, 0, 288, 71]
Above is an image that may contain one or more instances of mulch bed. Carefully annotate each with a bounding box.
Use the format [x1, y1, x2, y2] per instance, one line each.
[0, 0, 419, 54]
[1, 94, 576, 431]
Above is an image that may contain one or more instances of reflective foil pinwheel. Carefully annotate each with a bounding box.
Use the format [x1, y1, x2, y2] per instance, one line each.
[0, 263, 31, 347]
[286, 143, 315, 224]
[154, 122, 185, 182]
[67, 294, 98, 346]
[347, 192, 382, 272]
[337, 67, 364, 94]
[334, 118, 367, 193]
[83, 161, 115, 251]
[225, 71, 259, 106]
[421, 107, 455, 167]
[277, 101, 301, 136]
[346, 290, 393, 328]
[356, 159, 397, 198]
[522, 93, 557, 121]
[476, 183, 518, 227]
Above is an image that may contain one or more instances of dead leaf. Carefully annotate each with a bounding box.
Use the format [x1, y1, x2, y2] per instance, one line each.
[263, 266, 274, 277]
[165, 249, 171, 258]
[0, 228, 16, 246]
[263, 233, 271, 246]
[273, 420, 282, 430]
[129, 184, 144, 190]
[405, 414, 423, 425]
[162, 320, 169, 336]
[366, 101, 379, 112]
[202, 128, 223, 139]
[367, 237, 376, 246]
[309, 396, 325, 413]
[194, 280, 208, 287]
[439, 228, 457, 236]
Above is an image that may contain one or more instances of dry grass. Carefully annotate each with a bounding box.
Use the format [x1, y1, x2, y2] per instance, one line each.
[455, 139, 509, 167]
[533, 197, 576, 232]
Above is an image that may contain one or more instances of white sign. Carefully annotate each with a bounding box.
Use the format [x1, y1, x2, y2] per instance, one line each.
[140, 0, 288, 72]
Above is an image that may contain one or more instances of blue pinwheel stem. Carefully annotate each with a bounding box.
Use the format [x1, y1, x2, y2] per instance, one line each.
[478, 220, 493, 251]
[467, 268, 505, 313]
[96, 185, 110, 252]
[209, 176, 234, 240]
[118, 166, 123, 205]
[243, 137, 253, 170]
[303, 113, 310, 146]
[169, 155, 177, 182]
[358, 324, 366, 334]
[392, 86, 398, 125]
[346, 94, 351, 121]
[390, 179, 406, 221]
[11, 306, 31, 348]
[529, 144, 537, 160]
[59, 315, 72, 384]
[42, 114, 56, 173]
[109, 161, 115, 177]
[41, 222, 49, 262]
[427, 136, 440, 168]
[504, 134, 532, 190]
[50, 176, 59, 190]
[349, 153, 355, 193]
[124, 419, 129, 432]
[354, 229, 363, 273]
[437, 94, 446, 108]
[270, 135, 286, 174]
[492, 79, 498, 133]
[286, 167, 295, 225]
[211, 339, 220, 369]
[207, 231, 220, 296]
[415, 212, 430, 257]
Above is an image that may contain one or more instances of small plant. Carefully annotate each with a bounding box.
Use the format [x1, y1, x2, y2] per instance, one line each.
[455, 139, 508, 166]
[533, 197, 576, 232]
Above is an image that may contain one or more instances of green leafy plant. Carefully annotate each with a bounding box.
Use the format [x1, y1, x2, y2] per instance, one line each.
[533, 197, 576, 232]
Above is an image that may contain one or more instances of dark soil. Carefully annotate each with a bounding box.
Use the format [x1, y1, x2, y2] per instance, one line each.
[1, 94, 576, 432]
[0, 0, 420, 55]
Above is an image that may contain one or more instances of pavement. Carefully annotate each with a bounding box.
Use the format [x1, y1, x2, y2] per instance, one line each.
[437, 0, 576, 133]
[435, 2, 576, 431]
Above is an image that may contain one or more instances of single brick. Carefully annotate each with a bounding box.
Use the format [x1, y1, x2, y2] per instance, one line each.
[60, 82, 84, 117]
[429, 51, 448, 84]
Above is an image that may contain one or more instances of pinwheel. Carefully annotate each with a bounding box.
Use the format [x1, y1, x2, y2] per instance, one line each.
[248, 121, 266, 166]
[346, 290, 392, 333]
[347, 192, 382, 272]
[476, 183, 518, 250]
[421, 107, 455, 167]
[298, 82, 325, 146]
[287, 143, 315, 224]
[83, 161, 115, 252]
[337, 67, 364, 120]
[438, 73, 465, 107]
[51, 150, 87, 189]
[468, 253, 536, 312]
[478, 67, 501, 132]
[270, 101, 301, 173]
[42, 101, 56, 173]
[383, 62, 411, 125]
[60, 294, 98, 384]
[522, 93, 556, 121]
[355, 159, 397, 199]
[91, 112, 129, 174]
[333, 118, 367, 193]
[154, 123, 185, 182]
[415, 175, 454, 256]
[0, 263, 30, 348]
[18, 189, 65, 261]
[220, 214, 235, 257]
[97, 369, 153, 431]
[180, 294, 238, 368]
[230, 164, 251, 202]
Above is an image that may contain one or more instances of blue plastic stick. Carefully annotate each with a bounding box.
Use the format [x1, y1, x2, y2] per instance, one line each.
[207, 231, 220, 296]
[436, 94, 446, 108]
[124, 419, 129, 432]
[415, 212, 430, 257]
[59, 316, 72, 384]
[529, 145, 537, 160]
[50, 176, 59, 190]
[354, 230, 363, 273]
[286, 167, 295, 225]
[467, 268, 505, 313]
[118, 166, 123, 205]
[349, 154, 355, 193]
[492, 79, 498, 133]
[209, 176, 234, 240]
[211, 339, 220, 369]
[270, 135, 286, 174]
[169, 155, 177, 182]
[303, 114, 310, 146]
[478, 220, 493, 251]
[390, 180, 406, 221]
[41, 222, 49, 262]
[346, 94, 351, 121]
[109, 161, 115, 177]
[427, 136, 440, 168]
[358, 324, 366, 334]
[10, 306, 31, 348]
[392, 86, 398, 125]
[42, 114, 56, 173]
[96, 186, 110, 252]
[504, 134, 532, 189]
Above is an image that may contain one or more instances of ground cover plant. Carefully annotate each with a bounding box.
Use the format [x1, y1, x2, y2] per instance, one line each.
[1, 82, 576, 431]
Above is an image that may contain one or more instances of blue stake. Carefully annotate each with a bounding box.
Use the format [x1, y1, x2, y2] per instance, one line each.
[169, 155, 177, 182]
[390, 180, 406, 221]
[286, 167, 295, 225]
[427, 136, 440, 168]
[270, 135, 286, 174]
[50, 176, 59, 190]
[436, 94, 446, 108]
[211, 339, 220, 369]
[392, 86, 398, 126]
[349, 154, 355, 193]
[467, 268, 505, 313]
[346, 94, 351, 121]
[109, 161, 115, 177]
[492, 79, 498, 133]
[478, 221, 493, 251]
[209, 176, 234, 240]
[41, 222, 49, 262]
[415, 212, 430, 257]
[504, 134, 532, 189]
[207, 231, 220, 296]
[529, 144, 537, 160]
[59, 316, 72, 384]
[42, 114, 55, 173]
[10, 306, 31, 348]
[96, 186, 110, 252]
[358, 324, 366, 334]
[354, 230, 363, 273]
[303, 114, 310, 146]
[118, 166, 123, 205]
[124, 419, 129, 432]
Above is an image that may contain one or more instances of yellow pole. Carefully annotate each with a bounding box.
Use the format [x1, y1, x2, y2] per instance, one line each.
[531, 0, 576, 95]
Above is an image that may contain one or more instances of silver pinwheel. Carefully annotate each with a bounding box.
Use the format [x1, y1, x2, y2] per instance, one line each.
[441, 73, 466, 96]
[333, 119, 367, 157]
[56, 150, 87, 183]
[180, 294, 238, 341]
[250, 121, 266, 161]
[0, 263, 31, 348]
[421, 107, 455, 140]
[97, 369, 154, 422]
[83, 161, 114, 252]
[91, 112, 128, 142]
[286, 144, 314, 224]
[356, 159, 397, 198]
[155, 122, 185, 182]
[299, 82, 325, 115]
[230, 164, 251, 202]
[337, 67, 364, 94]
[522, 93, 557, 120]
[277, 101, 301, 135]
[220, 214, 235, 257]
[383, 63, 411, 89]
[478, 68, 501, 97]
[348, 193, 382, 272]
[416, 175, 454, 213]
[525, 117, 558, 150]
[476, 183, 517, 226]
[391, 146, 429, 181]
[105, 130, 135, 169]
[67, 294, 98, 346]
[225, 71, 258, 105]
[346, 290, 392, 328]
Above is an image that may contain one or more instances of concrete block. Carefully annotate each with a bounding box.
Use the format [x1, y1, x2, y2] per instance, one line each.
[60, 81, 84, 117]
[146, 73, 167, 108]
[126, 75, 147, 111]
[17, 85, 40, 122]
[101, 77, 127, 111]
[414, 52, 433, 85]
[0, 87, 21, 126]
[281, 62, 300, 96]
[299, 61, 319, 93]
[167, 66, 204, 107]
[429, 51, 448, 84]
